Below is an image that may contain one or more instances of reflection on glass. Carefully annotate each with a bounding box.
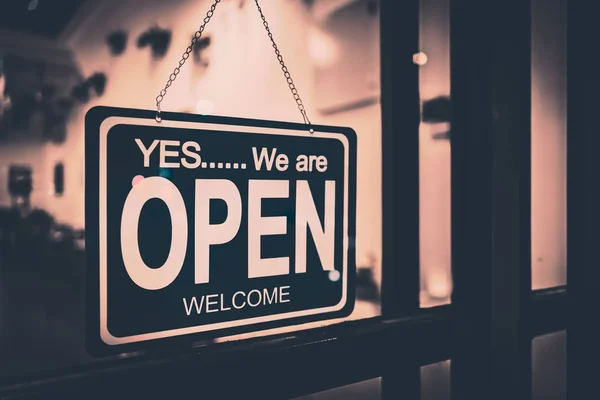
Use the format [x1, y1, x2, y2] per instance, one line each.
[0, 0, 381, 376]
[293, 377, 381, 400]
[532, 331, 566, 400]
[421, 360, 451, 400]
[291, 362, 452, 400]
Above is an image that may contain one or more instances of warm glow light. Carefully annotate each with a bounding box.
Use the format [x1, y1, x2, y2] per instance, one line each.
[308, 28, 339, 67]
[413, 52, 428, 66]
[328, 270, 341, 282]
[0, 75, 10, 118]
[426, 269, 451, 299]
[195, 100, 214, 115]
[132, 175, 145, 187]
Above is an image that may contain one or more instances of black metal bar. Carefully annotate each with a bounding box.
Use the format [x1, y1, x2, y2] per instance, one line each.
[530, 287, 567, 337]
[449, 1, 494, 393]
[450, 0, 532, 398]
[0, 289, 565, 400]
[1, 309, 452, 400]
[489, 0, 533, 393]
[566, 0, 600, 398]
[380, 0, 421, 396]
[380, 0, 421, 318]
[381, 365, 421, 400]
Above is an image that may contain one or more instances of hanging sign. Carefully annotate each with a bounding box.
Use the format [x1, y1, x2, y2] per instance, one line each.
[85, 106, 356, 354]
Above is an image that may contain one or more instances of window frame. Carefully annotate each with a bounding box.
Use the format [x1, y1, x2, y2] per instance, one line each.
[566, 0, 598, 398]
[0, 0, 569, 398]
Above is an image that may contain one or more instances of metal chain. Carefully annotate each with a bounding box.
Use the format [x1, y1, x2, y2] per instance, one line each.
[252, 0, 313, 132]
[155, 0, 313, 133]
[155, 0, 221, 122]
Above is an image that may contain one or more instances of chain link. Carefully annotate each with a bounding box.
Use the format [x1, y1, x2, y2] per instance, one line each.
[155, 0, 313, 133]
[155, 0, 221, 122]
[252, 0, 312, 132]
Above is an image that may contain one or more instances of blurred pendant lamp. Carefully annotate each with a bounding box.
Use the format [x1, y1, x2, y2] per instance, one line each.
[0, 55, 12, 120]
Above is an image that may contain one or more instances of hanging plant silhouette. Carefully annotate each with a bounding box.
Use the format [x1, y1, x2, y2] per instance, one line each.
[88, 73, 107, 96]
[42, 97, 75, 143]
[71, 73, 107, 103]
[106, 30, 128, 56]
[137, 27, 172, 60]
[44, 71, 106, 143]
[192, 36, 211, 67]
[422, 96, 451, 140]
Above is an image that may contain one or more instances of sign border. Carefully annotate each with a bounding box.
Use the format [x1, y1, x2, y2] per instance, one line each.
[85, 106, 357, 356]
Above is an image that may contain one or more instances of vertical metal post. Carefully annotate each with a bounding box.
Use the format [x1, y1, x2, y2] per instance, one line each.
[380, 0, 421, 397]
[450, 0, 532, 398]
[567, 0, 600, 398]
[380, 0, 421, 318]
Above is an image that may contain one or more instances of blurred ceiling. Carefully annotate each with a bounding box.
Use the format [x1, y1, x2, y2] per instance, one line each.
[0, 0, 87, 39]
[311, 0, 363, 23]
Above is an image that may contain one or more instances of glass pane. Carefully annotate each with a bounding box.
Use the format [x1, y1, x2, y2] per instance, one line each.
[292, 363, 452, 400]
[421, 360, 451, 400]
[417, 0, 569, 302]
[532, 331, 566, 400]
[0, 0, 381, 377]
[293, 377, 381, 400]
[419, 0, 452, 307]
[531, 0, 567, 289]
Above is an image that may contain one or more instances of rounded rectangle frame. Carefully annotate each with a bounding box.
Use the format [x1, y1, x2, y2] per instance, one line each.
[85, 106, 357, 356]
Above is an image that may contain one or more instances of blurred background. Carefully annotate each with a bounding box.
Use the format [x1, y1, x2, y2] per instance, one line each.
[0, 0, 566, 398]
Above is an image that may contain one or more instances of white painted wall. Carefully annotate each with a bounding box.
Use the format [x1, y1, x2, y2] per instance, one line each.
[531, 0, 567, 289]
[418, 0, 452, 307]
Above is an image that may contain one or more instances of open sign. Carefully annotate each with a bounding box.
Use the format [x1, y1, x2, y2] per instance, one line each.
[85, 107, 356, 354]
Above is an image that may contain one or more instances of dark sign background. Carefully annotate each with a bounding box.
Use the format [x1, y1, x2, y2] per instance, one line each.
[108, 124, 346, 336]
[86, 106, 356, 355]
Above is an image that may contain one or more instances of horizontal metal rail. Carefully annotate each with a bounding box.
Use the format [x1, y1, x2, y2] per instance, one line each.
[0, 288, 566, 400]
